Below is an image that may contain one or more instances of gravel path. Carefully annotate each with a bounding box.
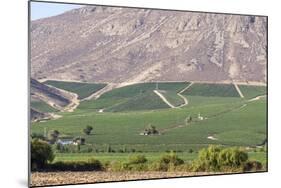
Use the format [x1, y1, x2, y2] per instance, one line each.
[234, 83, 245, 98]
[154, 90, 176, 108]
[153, 82, 192, 109]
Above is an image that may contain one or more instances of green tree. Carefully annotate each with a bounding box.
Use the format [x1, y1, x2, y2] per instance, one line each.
[48, 130, 60, 144]
[31, 139, 54, 170]
[143, 124, 158, 135]
[31, 133, 46, 141]
[192, 145, 249, 172]
[83, 125, 93, 135]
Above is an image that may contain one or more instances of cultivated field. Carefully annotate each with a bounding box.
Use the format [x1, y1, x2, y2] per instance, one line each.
[53, 151, 266, 165]
[31, 82, 267, 151]
[44, 80, 107, 99]
[30, 81, 267, 186]
[31, 100, 58, 113]
[238, 85, 267, 99]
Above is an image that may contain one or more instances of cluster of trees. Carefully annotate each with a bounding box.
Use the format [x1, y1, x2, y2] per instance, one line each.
[31, 125, 94, 145]
[31, 125, 94, 170]
[192, 145, 262, 172]
[142, 124, 159, 135]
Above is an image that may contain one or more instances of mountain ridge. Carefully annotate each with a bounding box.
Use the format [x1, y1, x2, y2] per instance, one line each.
[31, 6, 267, 84]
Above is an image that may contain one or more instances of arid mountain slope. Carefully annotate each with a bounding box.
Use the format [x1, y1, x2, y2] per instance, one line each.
[30, 78, 76, 110]
[31, 6, 267, 84]
[30, 108, 47, 122]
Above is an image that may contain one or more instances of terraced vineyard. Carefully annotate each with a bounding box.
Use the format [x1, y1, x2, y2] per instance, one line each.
[79, 82, 190, 112]
[44, 80, 107, 99]
[31, 82, 267, 155]
[31, 100, 58, 113]
[182, 83, 240, 97]
[158, 91, 185, 106]
[238, 85, 267, 99]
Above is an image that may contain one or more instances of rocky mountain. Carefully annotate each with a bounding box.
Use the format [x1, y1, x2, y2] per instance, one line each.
[30, 6, 267, 84]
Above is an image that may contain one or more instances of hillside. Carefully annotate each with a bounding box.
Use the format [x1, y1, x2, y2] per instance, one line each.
[30, 108, 49, 122]
[32, 82, 267, 150]
[43, 80, 107, 99]
[30, 78, 77, 111]
[31, 6, 267, 84]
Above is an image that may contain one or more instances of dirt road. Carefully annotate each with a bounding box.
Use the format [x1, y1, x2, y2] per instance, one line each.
[153, 82, 192, 109]
[234, 83, 245, 98]
[153, 90, 176, 108]
[31, 171, 219, 187]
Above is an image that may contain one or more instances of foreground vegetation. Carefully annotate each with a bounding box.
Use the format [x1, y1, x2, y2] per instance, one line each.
[31, 139, 265, 173]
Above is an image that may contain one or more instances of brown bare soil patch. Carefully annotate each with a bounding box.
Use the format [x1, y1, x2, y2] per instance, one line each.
[31, 171, 219, 187]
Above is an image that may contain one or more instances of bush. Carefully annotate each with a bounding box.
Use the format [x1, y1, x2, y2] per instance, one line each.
[159, 152, 184, 166]
[55, 143, 63, 151]
[243, 161, 263, 172]
[192, 145, 250, 172]
[31, 133, 46, 140]
[143, 124, 159, 135]
[31, 139, 54, 170]
[151, 152, 184, 171]
[128, 155, 147, 164]
[83, 126, 93, 135]
[218, 147, 248, 167]
[108, 161, 125, 171]
[118, 149, 124, 153]
[50, 158, 103, 171]
[107, 155, 148, 172]
[48, 130, 60, 144]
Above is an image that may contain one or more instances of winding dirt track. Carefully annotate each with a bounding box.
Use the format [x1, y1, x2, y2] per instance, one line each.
[153, 82, 193, 109]
[153, 90, 176, 108]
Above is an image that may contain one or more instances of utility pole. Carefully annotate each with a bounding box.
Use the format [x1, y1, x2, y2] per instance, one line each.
[156, 82, 159, 90]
